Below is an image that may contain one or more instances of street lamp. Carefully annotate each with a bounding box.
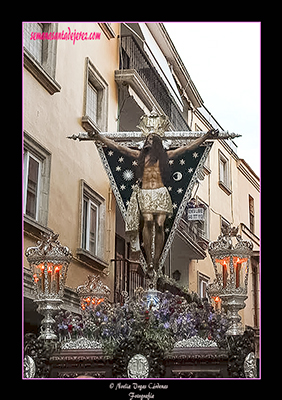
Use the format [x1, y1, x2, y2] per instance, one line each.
[25, 232, 72, 340]
[207, 226, 253, 335]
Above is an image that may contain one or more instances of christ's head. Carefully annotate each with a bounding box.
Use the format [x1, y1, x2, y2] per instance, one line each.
[143, 133, 154, 149]
[143, 133, 164, 157]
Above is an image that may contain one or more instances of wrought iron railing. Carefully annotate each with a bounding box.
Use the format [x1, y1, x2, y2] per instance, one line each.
[112, 257, 145, 303]
[120, 35, 190, 132]
[178, 217, 209, 251]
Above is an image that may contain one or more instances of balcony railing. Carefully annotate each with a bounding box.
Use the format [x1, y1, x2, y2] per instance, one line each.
[112, 257, 145, 303]
[120, 35, 190, 132]
[178, 217, 209, 252]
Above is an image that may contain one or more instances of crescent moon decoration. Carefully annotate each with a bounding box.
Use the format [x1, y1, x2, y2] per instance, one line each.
[173, 171, 183, 181]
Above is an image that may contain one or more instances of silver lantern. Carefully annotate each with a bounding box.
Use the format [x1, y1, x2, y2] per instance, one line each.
[25, 232, 72, 340]
[76, 274, 110, 312]
[207, 226, 253, 335]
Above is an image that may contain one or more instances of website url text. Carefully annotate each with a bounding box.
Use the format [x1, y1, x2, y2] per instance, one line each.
[30, 27, 101, 45]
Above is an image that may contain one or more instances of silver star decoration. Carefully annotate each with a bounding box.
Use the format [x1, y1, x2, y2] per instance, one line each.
[123, 169, 134, 181]
[179, 159, 185, 165]
[118, 156, 124, 163]
[167, 186, 172, 191]
[192, 152, 199, 158]
[108, 150, 114, 156]
[132, 160, 138, 166]
[168, 159, 174, 165]
[120, 184, 126, 191]
[172, 203, 178, 209]
[187, 167, 193, 173]
[177, 188, 183, 194]
[116, 166, 121, 171]
[165, 227, 170, 233]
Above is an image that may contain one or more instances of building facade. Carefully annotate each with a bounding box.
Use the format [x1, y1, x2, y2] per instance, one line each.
[23, 22, 260, 338]
[23, 22, 120, 332]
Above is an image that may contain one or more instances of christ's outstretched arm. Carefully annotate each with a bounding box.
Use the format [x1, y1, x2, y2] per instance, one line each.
[166, 129, 218, 159]
[95, 133, 140, 159]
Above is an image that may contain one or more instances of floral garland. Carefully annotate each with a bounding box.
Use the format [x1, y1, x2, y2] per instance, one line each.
[55, 290, 230, 357]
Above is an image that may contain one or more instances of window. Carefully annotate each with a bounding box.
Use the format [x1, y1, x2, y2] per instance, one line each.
[24, 23, 43, 64]
[23, 132, 51, 229]
[219, 154, 228, 184]
[82, 196, 99, 256]
[24, 151, 41, 220]
[86, 82, 98, 124]
[77, 181, 107, 270]
[198, 272, 209, 299]
[218, 150, 231, 195]
[82, 57, 108, 133]
[23, 22, 61, 94]
[249, 195, 255, 233]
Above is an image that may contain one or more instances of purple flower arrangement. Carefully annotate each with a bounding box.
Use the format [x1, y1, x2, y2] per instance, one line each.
[55, 291, 230, 355]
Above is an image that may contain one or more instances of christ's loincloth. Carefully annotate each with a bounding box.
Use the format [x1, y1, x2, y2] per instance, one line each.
[125, 186, 173, 252]
[138, 186, 173, 216]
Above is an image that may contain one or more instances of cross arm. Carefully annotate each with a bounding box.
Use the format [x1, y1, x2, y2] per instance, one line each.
[167, 130, 215, 158]
[67, 132, 140, 157]
[67, 130, 241, 143]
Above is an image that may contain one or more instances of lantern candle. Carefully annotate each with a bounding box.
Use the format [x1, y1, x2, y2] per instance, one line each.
[215, 257, 229, 287]
[47, 263, 52, 291]
[38, 263, 45, 292]
[55, 265, 61, 293]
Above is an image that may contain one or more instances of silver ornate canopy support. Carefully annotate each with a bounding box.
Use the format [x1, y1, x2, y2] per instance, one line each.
[207, 226, 253, 335]
[25, 232, 72, 340]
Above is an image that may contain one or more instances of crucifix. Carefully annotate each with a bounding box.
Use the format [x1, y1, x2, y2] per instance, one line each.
[68, 109, 240, 288]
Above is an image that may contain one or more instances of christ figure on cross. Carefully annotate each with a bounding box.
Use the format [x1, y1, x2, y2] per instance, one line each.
[95, 128, 217, 277]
